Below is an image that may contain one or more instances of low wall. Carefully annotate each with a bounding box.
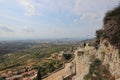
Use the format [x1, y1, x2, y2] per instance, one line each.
[63, 61, 76, 80]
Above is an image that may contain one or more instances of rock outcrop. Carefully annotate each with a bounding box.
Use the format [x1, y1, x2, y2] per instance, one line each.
[96, 40, 120, 79]
[83, 5, 120, 80]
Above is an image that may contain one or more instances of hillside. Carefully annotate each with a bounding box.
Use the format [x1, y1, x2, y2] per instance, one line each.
[0, 41, 78, 79]
[83, 5, 120, 80]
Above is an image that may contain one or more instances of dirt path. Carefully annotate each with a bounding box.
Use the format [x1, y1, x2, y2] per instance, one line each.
[72, 52, 87, 80]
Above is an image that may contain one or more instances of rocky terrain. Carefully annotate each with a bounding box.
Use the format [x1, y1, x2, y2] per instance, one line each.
[82, 5, 120, 80]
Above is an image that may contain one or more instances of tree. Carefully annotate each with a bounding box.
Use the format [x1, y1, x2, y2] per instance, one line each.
[37, 67, 42, 80]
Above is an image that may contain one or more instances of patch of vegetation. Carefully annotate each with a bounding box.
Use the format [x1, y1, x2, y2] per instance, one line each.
[63, 54, 73, 60]
[0, 41, 37, 54]
[84, 58, 111, 80]
[0, 45, 61, 68]
[40, 59, 63, 77]
[104, 5, 120, 24]
[37, 67, 42, 80]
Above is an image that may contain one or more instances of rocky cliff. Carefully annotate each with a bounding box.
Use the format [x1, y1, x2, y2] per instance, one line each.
[97, 40, 120, 79]
[96, 5, 120, 79]
[83, 5, 120, 80]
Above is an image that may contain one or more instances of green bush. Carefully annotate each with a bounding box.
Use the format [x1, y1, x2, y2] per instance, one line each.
[84, 58, 111, 80]
[63, 54, 73, 60]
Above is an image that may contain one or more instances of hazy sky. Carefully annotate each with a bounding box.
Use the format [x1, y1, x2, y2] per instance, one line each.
[0, 0, 119, 40]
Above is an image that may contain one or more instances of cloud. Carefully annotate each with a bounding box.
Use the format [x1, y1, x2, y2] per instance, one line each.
[0, 0, 119, 40]
[55, 18, 61, 23]
[73, 13, 102, 24]
[18, 0, 35, 16]
[23, 26, 34, 33]
[111, 0, 120, 3]
[73, 0, 83, 14]
[16, 0, 120, 18]
[80, 13, 98, 22]
[0, 25, 13, 32]
[18, 0, 119, 17]
[36, 0, 80, 15]
[73, 19, 80, 24]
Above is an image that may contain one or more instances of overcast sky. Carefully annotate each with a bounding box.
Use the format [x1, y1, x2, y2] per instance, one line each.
[0, 0, 119, 40]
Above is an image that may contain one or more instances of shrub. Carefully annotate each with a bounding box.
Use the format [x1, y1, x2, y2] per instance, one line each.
[63, 54, 73, 60]
[84, 58, 111, 80]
